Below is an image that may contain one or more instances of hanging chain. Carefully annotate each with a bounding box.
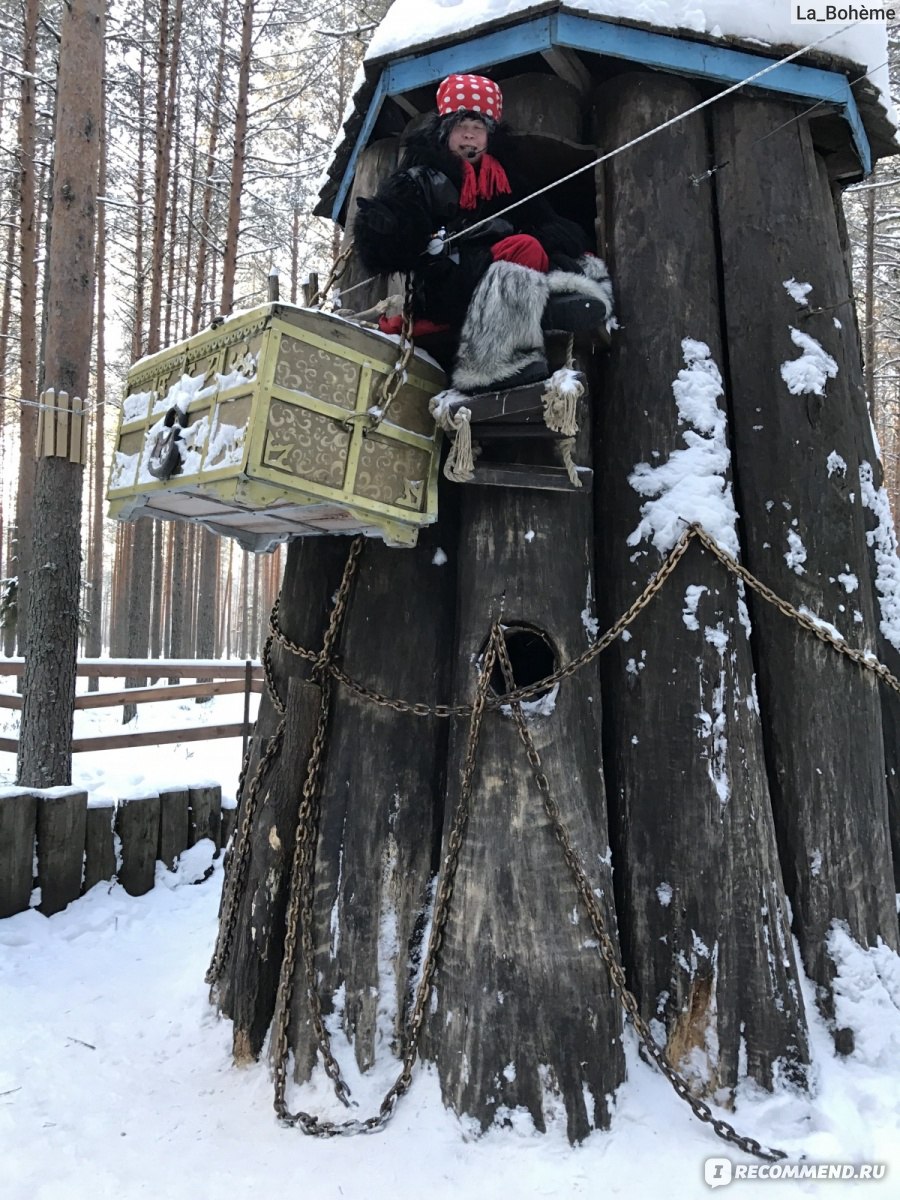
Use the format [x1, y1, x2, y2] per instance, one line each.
[271, 536, 364, 1119]
[273, 614, 499, 1135]
[214, 520, 900, 1152]
[307, 243, 355, 309]
[493, 627, 786, 1164]
[368, 273, 417, 432]
[268, 523, 900, 717]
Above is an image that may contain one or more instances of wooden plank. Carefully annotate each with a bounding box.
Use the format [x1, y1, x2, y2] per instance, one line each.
[0, 790, 37, 917]
[0, 737, 18, 752]
[470, 425, 565, 441]
[83, 804, 117, 893]
[214, 536, 355, 1059]
[188, 784, 222, 851]
[71, 723, 248, 752]
[0, 658, 263, 679]
[449, 381, 548, 424]
[73, 678, 261, 709]
[435, 332, 625, 1140]
[116, 794, 161, 897]
[158, 787, 190, 869]
[0, 693, 23, 710]
[466, 462, 593, 492]
[36, 790, 88, 916]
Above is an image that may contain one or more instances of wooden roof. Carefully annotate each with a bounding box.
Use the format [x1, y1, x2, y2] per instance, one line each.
[315, 4, 897, 222]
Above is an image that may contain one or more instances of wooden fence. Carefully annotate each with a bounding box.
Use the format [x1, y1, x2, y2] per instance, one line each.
[0, 658, 263, 756]
[0, 783, 238, 918]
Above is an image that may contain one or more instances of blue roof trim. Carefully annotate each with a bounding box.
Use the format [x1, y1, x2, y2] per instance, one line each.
[331, 15, 871, 220]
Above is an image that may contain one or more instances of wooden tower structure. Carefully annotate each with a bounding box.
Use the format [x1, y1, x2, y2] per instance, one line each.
[193, 8, 900, 1147]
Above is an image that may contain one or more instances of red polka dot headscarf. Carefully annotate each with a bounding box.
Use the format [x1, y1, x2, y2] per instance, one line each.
[436, 74, 503, 122]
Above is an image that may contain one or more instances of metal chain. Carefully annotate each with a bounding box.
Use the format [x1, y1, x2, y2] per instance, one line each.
[213, 520, 900, 1150]
[272, 536, 364, 1118]
[691, 524, 900, 698]
[267, 524, 900, 716]
[368, 274, 417, 432]
[274, 609, 499, 1135]
[492, 626, 787, 1164]
[307, 243, 354, 309]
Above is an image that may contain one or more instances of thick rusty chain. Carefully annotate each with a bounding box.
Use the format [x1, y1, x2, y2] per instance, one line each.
[269, 524, 900, 717]
[307, 243, 354, 309]
[206, 715, 286, 987]
[215, 520, 900, 1149]
[272, 536, 365, 1118]
[690, 524, 900, 698]
[493, 627, 786, 1163]
[368, 273, 417, 432]
[273, 611, 499, 1135]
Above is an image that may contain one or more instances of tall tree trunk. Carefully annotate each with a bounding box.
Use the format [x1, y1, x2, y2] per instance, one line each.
[219, 0, 254, 315]
[18, 0, 104, 787]
[86, 76, 107, 689]
[14, 0, 40, 656]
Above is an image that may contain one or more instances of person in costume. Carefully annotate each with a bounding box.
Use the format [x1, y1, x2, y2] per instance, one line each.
[354, 73, 614, 394]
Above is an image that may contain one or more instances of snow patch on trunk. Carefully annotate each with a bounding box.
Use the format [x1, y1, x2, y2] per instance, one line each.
[628, 339, 738, 557]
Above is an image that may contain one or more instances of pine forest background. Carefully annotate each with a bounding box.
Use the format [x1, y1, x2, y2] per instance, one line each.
[0, 4, 897, 686]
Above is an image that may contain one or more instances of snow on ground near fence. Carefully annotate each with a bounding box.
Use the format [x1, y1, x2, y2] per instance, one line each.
[1, 682, 900, 1198]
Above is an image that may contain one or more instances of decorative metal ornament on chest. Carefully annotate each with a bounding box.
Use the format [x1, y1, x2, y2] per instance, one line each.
[107, 303, 445, 550]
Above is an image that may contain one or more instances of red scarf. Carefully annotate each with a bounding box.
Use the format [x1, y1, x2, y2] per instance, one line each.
[458, 154, 511, 210]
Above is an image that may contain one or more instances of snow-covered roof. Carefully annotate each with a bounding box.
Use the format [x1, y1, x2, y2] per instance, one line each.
[316, 1, 897, 221]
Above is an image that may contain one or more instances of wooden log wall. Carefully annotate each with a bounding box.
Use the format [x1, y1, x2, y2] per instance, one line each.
[593, 73, 810, 1092]
[0, 784, 230, 918]
[710, 97, 900, 1011]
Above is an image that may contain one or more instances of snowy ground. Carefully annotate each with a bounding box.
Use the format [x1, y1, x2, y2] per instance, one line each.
[1, 683, 900, 1199]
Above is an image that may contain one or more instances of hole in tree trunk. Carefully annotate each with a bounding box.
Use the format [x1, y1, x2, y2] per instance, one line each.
[485, 623, 558, 699]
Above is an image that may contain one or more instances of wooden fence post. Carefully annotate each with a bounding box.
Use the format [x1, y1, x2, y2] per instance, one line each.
[116, 794, 161, 896]
[188, 785, 222, 851]
[158, 787, 191, 869]
[37, 789, 88, 915]
[0, 788, 38, 917]
[83, 800, 117, 893]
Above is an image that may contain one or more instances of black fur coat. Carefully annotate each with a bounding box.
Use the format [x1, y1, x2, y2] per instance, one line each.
[353, 116, 591, 327]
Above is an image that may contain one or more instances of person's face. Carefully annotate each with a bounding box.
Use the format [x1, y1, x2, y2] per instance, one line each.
[447, 118, 488, 163]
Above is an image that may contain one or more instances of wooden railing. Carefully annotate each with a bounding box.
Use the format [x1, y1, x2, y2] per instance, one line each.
[0, 658, 263, 756]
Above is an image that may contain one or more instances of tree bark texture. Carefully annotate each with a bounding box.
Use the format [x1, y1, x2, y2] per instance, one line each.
[593, 73, 809, 1095]
[711, 97, 899, 1009]
[18, 0, 104, 787]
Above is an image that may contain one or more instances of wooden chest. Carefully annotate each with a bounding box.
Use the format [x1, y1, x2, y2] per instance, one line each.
[107, 303, 445, 549]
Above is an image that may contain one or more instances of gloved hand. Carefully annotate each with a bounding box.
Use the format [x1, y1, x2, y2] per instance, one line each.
[355, 196, 400, 240]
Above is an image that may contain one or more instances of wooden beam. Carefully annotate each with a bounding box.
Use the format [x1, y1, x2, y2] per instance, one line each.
[71, 723, 249, 752]
[0, 658, 263, 678]
[0, 693, 23, 710]
[541, 45, 591, 95]
[391, 93, 420, 118]
[72, 678, 263, 709]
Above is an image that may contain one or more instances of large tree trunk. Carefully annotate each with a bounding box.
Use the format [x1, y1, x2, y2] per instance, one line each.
[210, 71, 898, 1148]
[711, 97, 899, 1018]
[13, 0, 40, 657]
[18, 0, 104, 786]
[593, 73, 809, 1095]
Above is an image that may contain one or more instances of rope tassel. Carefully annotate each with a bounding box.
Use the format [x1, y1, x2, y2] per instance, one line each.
[542, 367, 583, 437]
[430, 389, 477, 483]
